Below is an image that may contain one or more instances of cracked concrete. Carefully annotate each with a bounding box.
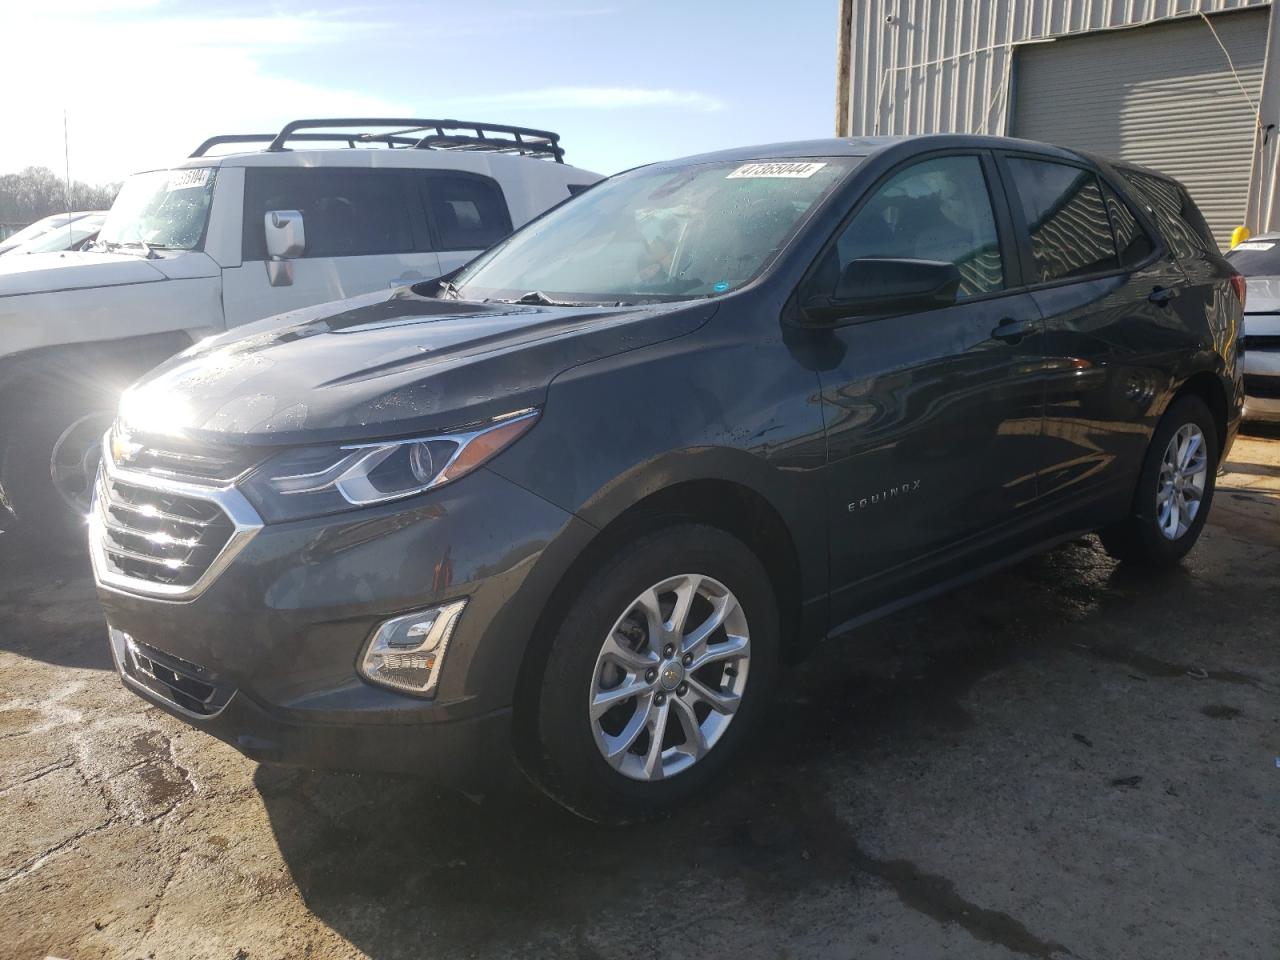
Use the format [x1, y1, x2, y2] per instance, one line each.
[0, 431, 1277, 960]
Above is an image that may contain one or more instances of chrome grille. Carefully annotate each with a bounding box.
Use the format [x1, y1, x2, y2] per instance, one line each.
[113, 433, 267, 484]
[90, 433, 263, 599]
[95, 472, 234, 587]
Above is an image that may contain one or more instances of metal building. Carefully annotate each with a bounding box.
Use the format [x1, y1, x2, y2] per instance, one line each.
[835, 0, 1280, 244]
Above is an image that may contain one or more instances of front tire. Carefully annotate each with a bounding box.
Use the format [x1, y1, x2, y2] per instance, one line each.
[527, 524, 778, 822]
[1098, 394, 1218, 567]
[0, 383, 113, 549]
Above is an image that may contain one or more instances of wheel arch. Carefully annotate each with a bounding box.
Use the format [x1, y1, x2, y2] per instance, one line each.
[509, 473, 813, 764]
[1173, 370, 1229, 453]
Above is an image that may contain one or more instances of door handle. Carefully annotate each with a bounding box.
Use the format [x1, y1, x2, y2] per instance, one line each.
[1148, 286, 1180, 307]
[991, 317, 1035, 342]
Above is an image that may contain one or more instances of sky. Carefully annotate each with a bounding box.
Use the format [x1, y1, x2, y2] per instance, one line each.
[3, 0, 840, 184]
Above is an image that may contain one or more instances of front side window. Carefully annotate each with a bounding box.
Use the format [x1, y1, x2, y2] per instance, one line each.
[452, 158, 858, 303]
[242, 168, 414, 260]
[422, 174, 511, 251]
[1006, 158, 1118, 283]
[99, 168, 217, 251]
[831, 154, 1004, 299]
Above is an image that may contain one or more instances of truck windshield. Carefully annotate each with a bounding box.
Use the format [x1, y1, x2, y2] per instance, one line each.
[452, 158, 858, 304]
[98, 168, 217, 251]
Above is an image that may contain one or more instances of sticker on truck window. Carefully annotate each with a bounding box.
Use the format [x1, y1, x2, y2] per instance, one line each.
[1235, 241, 1275, 251]
[167, 168, 212, 189]
[726, 162, 827, 179]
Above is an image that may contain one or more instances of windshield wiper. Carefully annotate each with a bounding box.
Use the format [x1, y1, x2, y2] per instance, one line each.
[107, 239, 161, 259]
[435, 279, 460, 300]
[499, 290, 591, 307]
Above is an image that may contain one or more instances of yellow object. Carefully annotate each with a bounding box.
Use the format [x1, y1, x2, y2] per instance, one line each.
[1230, 225, 1251, 248]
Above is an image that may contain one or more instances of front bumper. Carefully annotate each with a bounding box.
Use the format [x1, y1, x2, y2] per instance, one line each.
[109, 627, 514, 789]
[1244, 391, 1280, 421]
[95, 466, 596, 784]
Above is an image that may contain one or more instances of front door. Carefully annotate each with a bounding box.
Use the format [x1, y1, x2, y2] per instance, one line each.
[813, 152, 1049, 625]
[221, 166, 442, 328]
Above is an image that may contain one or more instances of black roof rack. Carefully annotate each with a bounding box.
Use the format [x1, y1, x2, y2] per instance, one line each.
[190, 118, 565, 162]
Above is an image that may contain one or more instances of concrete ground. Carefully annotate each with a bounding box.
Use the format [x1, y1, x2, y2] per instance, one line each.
[1, 433, 1277, 960]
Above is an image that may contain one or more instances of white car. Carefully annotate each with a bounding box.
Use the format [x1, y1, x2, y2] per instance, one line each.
[0, 211, 106, 256]
[1225, 234, 1280, 421]
[0, 118, 601, 538]
[7, 212, 108, 255]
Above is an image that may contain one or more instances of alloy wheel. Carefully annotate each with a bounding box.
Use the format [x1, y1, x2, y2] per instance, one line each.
[49, 412, 112, 514]
[1156, 422, 1208, 541]
[589, 573, 750, 781]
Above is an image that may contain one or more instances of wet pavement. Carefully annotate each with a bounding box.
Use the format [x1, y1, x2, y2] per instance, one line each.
[1, 432, 1277, 960]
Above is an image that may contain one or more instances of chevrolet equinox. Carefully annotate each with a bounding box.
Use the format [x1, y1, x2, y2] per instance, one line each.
[90, 135, 1243, 821]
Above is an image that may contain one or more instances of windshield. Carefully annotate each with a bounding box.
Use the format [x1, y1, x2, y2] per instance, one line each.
[98, 168, 217, 250]
[453, 158, 858, 303]
[1226, 239, 1280, 277]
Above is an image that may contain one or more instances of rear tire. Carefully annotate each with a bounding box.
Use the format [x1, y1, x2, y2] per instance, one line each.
[527, 524, 778, 823]
[1098, 394, 1218, 567]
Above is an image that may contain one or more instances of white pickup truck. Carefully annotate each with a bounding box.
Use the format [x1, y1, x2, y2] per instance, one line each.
[0, 118, 601, 539]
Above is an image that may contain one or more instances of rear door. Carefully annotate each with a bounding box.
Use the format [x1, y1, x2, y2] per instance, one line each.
[998, 153, 1199, 509]
[814, 151, 1049, 624]
[221, 167, 442, 327]
[416, 171, 514, 275]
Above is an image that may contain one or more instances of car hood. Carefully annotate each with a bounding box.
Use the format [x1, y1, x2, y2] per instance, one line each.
[0, 249, 213, 296]
[1244, 275, 1280, 314]
[120, 286, 717, 446]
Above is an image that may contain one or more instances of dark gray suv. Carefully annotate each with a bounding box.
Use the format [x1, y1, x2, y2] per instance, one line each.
[91, 135, 1243, 821]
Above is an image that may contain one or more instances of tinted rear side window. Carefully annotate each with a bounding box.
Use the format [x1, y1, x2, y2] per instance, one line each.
[1120, 170, 1215, 258]
[1100, 182, 1156, 269]
[421, 173, 511, 251]
[1226, 239, 1280, 276]
[243, 168, 415, 260]
[1006, 158, 1118, 283]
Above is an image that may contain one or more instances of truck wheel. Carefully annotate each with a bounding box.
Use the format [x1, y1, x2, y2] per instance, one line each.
[527, 524, 779, 822]
[1, 385, 114, 549]
[1097, 394, 1218, 567]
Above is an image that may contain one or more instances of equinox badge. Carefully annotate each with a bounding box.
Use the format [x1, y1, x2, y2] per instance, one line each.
[848, 479, 921, 513]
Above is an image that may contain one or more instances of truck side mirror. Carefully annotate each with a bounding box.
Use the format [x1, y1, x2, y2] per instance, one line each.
[264, 210, 305, 287]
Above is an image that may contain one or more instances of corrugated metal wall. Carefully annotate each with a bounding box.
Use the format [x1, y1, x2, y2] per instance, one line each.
[1013, 10, 1267, 241]
[837, 0, 1269, 138]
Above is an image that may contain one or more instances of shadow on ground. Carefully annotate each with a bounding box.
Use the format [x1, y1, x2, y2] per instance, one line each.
[255, 537, 1254, 960]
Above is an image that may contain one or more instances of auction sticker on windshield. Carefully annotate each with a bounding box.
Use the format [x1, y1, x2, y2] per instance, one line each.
[726, 161, 827, 179]
[167, 168, 212, 189]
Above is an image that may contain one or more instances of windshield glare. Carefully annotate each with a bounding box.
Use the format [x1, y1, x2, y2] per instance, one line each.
[99, 168, 217, 250]
[453, 158, 857, 303]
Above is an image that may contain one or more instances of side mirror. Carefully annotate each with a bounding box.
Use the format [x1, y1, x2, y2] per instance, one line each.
[264, 210, 305, 287]
[804, 257, 961, 322]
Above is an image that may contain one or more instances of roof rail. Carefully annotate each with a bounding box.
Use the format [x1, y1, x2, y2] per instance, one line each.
[191, 131, 422, 157]
[191, 118, 566, 162]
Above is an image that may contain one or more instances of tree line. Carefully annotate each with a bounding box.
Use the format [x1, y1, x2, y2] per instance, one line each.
[0, 167, 120, 227]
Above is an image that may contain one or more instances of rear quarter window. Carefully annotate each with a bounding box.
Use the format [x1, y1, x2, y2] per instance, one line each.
[420, 173, 512, 251]
[1120, 170, 1217, 258]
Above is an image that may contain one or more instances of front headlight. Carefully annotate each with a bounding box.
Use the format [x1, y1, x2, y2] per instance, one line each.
[240, 408, 538, 522]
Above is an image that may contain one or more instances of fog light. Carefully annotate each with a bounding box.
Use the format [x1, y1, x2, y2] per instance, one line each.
[359, 600, 467, 696]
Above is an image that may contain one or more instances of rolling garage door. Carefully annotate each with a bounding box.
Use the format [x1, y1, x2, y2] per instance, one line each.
[1013, 9, 1267, 246]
